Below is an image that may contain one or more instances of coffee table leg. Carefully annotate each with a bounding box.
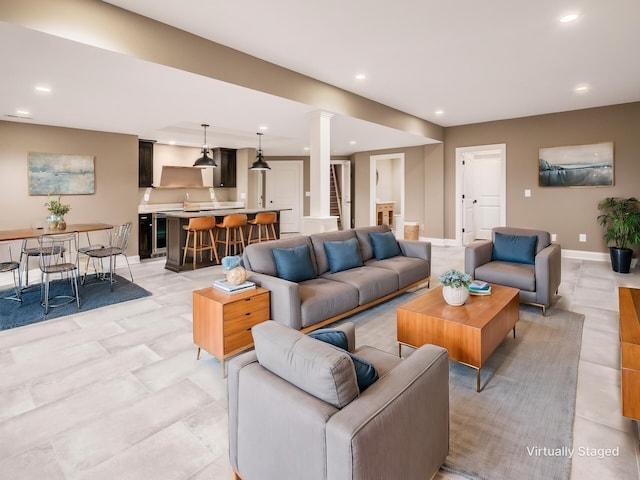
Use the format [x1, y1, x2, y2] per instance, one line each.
[476, 368, 482, 392]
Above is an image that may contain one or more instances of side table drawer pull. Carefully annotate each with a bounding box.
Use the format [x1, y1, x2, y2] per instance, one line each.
[245, 312, 251, 316]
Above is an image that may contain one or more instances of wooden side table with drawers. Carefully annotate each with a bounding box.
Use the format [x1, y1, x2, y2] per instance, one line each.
[192, 286, 270, 375]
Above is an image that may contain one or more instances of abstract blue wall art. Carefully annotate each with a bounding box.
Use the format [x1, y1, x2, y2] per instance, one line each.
[28, 152, 95, 195]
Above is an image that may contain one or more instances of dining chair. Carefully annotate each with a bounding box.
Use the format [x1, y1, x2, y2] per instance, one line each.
[82, 223, 133, 291]
[0, 242, 22, 303]
[20, 237, 66, 290]
[38, 232, 80, 315]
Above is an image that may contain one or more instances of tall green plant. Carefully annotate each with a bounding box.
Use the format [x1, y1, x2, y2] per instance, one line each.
[597, 197, 640, 249]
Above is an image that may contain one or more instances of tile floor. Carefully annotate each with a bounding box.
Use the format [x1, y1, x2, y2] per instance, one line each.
[0, 246, 638, 479]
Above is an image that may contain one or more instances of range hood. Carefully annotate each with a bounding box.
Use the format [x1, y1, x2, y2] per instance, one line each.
[158, 166, 204, 187]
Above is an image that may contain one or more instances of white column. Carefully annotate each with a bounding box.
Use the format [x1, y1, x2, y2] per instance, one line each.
[303, 111, 338, 233]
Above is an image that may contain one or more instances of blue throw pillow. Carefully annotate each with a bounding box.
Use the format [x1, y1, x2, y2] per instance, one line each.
[492, 232, 537, 265]
[369, 231, 401, 260]
[323, 238, 363, 273]
[308, 329, 349, 350]
[272, 244, 317, 282]
[309, 328, 379, 392]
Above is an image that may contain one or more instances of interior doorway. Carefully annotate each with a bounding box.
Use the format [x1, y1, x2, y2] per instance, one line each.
[330, 159, 352, 230]
[455, 144, 506, 245]
[369, 153, 405, 236]
[264, 160, 303, 233]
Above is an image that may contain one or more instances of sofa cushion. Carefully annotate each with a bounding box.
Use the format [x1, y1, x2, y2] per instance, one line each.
[299, 278, 359, 328]
[252, 321, 359, 409]
[323, 238, 363, 273]
[243, 236, 315, 276]
[369, 231, 401, 260]
[354, 225, 392, 261]
[309, 329, 379, 392]
[475, 261, 536, 292]
[492, 232, 537, 265]
[365, 255, 430, 289]
[322, 266, 398, 305]
[272, 244, 317, 282]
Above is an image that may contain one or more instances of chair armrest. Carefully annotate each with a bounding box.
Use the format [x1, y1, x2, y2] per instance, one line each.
[464, 240, 493, 275]
[326, 344, 449, 480]
[246, 271, 302, 330]
[226, 350, 259, 474]
[534, 243, 562, 307]
[328, 322, 356, 352]
[398, 240, 431, 262]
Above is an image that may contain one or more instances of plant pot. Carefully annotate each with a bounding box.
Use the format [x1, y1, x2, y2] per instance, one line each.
[610, 247, 633, 273]
[442, 285, 469, 306]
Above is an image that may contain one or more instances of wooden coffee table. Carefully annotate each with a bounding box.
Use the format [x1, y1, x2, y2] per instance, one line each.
[396, 284, 519, 391]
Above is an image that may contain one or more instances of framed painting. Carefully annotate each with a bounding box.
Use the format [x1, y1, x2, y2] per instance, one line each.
[538, 142, 614, 187]
[28, 152, 95, 195]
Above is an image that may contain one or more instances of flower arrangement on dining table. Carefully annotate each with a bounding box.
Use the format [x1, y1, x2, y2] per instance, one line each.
[45, 194, 71, 230]
[438, 269, 472, 288]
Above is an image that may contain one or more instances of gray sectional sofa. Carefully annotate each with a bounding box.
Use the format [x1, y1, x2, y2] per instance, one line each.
[241, 225, 431, 331]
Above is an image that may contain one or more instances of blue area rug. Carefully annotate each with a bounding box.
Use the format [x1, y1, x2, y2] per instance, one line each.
[0, 275, 152, 330]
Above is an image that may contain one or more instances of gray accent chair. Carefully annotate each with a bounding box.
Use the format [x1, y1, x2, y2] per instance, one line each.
[464, 227, 562, 315]
[228, 321, 449, 480]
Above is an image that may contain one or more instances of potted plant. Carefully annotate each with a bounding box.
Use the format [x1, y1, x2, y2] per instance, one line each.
[438, 269, 472, 306]
[597, 197, 640, 273]
[45, 194, 71, 230]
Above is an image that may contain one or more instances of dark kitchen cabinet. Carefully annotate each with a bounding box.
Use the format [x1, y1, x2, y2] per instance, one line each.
[138, 140, 155, 187]
[138, 213, 152, 259]
[212, 148, 237, 187]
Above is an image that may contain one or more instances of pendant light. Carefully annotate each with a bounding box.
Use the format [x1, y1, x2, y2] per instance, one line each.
[193, 123, 217, 168]
[250, 132, 271, 170]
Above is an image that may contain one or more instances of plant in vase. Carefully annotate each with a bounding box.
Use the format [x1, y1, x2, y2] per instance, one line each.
[597, 197, 640, 273]
[438, 269, 472, 306]
[45, 194, 71, 230]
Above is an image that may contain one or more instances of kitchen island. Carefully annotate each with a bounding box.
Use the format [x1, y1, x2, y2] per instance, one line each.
[164, 208, 290, 272]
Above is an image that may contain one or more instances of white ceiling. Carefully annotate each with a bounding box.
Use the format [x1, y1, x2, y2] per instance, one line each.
[2, 0, 639, 156]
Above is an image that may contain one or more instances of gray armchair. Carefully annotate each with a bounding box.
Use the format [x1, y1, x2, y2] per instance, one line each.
[464, 227, 561, 315]
[227, 321, 449, 480]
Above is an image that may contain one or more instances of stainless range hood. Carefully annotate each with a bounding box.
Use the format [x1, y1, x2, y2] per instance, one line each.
[158, 166, 204, 187]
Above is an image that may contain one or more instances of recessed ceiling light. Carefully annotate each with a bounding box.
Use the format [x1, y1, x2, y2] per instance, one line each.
[34, 85, 51, 93]
[259, 125, 268, 130]
[349, 140, 357, 145]
[560, 13, 579, 23]
[168, 140, 176, 145]
[355, 73, 366, 80]
[435, 110, 444, 115]
[16, 109, 30, 116]
[574, 83, 590, 94]
[303, 146, 310, 151]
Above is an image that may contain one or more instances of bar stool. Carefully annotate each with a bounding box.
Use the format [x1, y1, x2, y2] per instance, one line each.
[214, 213, 247, 257]
[182, 217, 219, 269]
[247, 212, 278, 244]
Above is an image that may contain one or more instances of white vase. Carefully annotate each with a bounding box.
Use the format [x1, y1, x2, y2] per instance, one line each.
[442, 285, 469, 306]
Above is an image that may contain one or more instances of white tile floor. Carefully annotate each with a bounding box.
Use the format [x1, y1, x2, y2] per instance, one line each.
[0, 246, 638, 479]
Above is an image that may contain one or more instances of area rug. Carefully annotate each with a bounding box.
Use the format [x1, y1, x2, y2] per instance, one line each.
[337, 293, 585, 480]
[0, 275, 152, 330]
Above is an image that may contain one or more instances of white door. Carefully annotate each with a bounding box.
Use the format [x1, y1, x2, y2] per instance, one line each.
[265, 160, 303, 233]
[456, 144, 506, 245]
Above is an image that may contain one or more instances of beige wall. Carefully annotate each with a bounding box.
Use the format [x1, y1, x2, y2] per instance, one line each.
[443, 102, 640, 252]
[0, 121, 139, 255]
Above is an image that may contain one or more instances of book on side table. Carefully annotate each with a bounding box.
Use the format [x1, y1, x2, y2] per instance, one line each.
[214, 279, 256, 294]
[469, 280, 492, 296]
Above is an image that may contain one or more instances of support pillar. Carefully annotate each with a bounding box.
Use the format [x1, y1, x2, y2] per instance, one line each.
[303, 111, 338, 233]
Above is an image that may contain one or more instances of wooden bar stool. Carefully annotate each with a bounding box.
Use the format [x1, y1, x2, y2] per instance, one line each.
[182, 217, 219, 269]
[247, 212, 278, 244]
[214, 214, 247, 257]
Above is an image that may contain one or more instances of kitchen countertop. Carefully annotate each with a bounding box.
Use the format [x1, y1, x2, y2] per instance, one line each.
[164, 207, 291, 218]
[138, 202, 244, 214]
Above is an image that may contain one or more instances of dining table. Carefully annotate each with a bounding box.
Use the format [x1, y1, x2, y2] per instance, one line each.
[0, 223, 113, 242]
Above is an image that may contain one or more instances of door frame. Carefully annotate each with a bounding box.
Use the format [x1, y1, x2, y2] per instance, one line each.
[455, 144, 506, 246]
[369, 153, 405, 229]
